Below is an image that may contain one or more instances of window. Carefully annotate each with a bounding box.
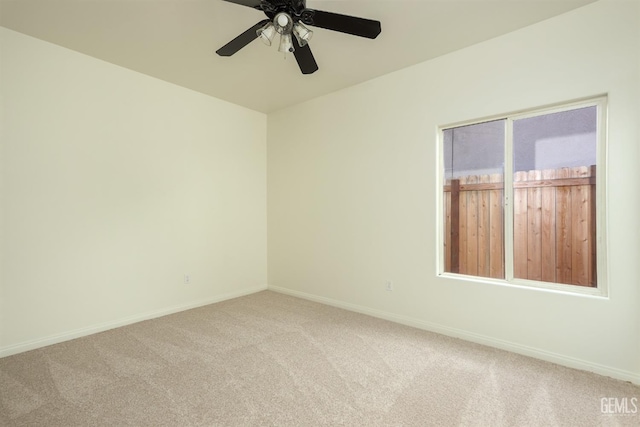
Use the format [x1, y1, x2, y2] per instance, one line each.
[439, 98, 606, 294]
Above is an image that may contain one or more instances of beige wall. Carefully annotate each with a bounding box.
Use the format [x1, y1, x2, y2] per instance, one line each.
[267, 0, 640, 382]
[0, 28, 267, 354]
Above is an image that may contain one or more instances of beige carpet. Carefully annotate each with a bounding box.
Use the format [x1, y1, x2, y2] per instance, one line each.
[1, 291, 638, 426]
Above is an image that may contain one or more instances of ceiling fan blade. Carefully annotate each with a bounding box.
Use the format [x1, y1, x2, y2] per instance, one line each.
[293, 43, 319, 75]
[302, 10, 381, 39]
[216, 19, 270, 57]
[221, 0, 263, 9]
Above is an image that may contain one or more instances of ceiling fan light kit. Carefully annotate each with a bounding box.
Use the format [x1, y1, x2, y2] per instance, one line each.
[217, 0, 382, 75]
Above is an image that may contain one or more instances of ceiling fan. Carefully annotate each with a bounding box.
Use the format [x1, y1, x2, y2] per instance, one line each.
[216, 0, 382, 75]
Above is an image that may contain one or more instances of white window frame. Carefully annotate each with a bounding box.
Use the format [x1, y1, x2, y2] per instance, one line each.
[436, 96, 608, 297]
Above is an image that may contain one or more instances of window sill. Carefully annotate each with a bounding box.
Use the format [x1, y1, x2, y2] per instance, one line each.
[437, 272, 608, 299]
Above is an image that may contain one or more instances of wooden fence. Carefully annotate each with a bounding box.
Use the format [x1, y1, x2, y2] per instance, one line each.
[443, 165, 596, 287]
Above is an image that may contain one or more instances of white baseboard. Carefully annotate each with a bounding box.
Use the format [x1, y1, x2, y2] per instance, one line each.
[0, 285, 268, 358]
[268, 285, 640, 385]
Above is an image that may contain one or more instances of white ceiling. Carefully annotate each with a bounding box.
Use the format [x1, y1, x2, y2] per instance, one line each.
[1, 0, 596, 113]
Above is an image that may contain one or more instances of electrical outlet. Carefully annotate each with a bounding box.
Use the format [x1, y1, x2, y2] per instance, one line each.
[184, 274, 190, 284]
[385, 280, 393, 291]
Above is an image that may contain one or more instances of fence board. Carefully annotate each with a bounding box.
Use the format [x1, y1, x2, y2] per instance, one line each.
[541, 169, 557, 283]
[459, 176, 468, 274]
[571, 166, 590, 286]
[513, 171, 528, 279]
[444, 181, 452, 272]
[555, 168, 573, 284]
[477, 175, 491, 277]
[466, 175, 479, 276]
[489, 173, 504, 278]
[527, 170, 543, 281]
[450, 179, 460, 273]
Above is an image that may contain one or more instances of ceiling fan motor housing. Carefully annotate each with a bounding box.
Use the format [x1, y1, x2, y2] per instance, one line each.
[259, 0, 307, 19]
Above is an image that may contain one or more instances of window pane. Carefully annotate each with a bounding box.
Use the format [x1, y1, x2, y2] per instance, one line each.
[443, 120, 505, 278]
[512, 106, 597, 286]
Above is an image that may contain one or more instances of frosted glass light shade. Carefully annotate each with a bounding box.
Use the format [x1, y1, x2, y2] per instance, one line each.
[293, 22, 313, 47]
[257, 22, 276, 46]
[278, 33, 295, 53]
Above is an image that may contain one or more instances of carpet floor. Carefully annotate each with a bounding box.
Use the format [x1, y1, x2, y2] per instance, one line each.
[1, 290, 638, 426]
